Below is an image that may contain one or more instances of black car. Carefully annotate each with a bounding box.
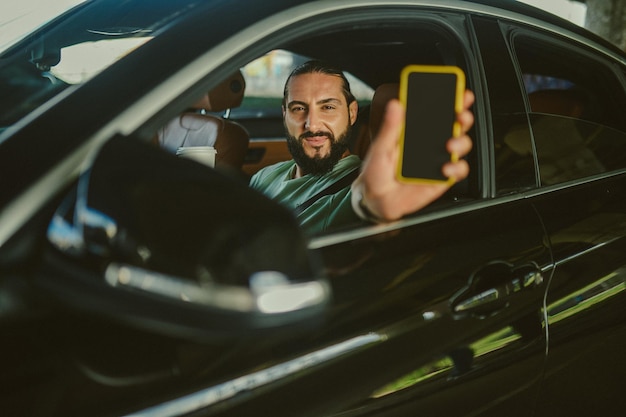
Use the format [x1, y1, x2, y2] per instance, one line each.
[1, 0, 626, 416]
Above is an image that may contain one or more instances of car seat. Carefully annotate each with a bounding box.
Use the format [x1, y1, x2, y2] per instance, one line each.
[368, 83, 400, 141]
[157, 70, 250, 172]
[351, 83, 399, 159]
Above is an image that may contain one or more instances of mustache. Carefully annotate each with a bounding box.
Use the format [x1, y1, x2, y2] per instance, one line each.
[299, 130, 334, 141]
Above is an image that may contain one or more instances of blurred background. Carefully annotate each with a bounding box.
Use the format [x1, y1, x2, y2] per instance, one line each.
[519, 0, 626, 51]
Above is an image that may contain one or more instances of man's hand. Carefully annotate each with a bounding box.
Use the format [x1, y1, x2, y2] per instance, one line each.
[352, 90, 475, 222]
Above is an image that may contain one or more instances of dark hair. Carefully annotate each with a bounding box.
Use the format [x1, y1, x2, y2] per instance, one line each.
[283, 60, 356, 106]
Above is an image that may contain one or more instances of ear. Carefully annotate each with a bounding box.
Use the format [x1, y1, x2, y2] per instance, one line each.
[349, 100, 358, 126]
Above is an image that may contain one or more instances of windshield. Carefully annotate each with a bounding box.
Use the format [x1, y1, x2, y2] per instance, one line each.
[0, 0, 203, 135]
[0, 1, 86, 54]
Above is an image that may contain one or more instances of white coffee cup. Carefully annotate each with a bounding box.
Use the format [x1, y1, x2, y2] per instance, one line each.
[176, 146, 217, 168]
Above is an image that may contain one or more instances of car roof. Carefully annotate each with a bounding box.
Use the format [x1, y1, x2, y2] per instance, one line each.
[2, 0, 621, 59]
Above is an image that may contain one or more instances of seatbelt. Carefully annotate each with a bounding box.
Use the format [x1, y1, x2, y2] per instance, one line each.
[294, 167, 360, 216]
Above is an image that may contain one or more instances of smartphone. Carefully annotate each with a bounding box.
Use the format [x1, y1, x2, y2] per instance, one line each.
[397, 65, 465, 184]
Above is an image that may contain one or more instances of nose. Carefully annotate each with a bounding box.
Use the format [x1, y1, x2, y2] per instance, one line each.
[305, 108, 321, 131]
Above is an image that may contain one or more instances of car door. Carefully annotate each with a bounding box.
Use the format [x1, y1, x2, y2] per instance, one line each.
[502, 25, 626, 416]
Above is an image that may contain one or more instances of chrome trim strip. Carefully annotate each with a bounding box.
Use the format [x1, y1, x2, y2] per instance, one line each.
[126, 332, 384, 417]
[554, 236, 622, 268]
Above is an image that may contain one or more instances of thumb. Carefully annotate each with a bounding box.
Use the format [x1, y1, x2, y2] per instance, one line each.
[375, 99, 404, 149]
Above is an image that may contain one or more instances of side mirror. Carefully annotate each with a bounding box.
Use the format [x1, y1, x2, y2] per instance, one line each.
[44, 136, 330, 341]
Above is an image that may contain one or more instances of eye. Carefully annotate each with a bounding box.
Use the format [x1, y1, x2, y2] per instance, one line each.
[290, 105, 306, 113]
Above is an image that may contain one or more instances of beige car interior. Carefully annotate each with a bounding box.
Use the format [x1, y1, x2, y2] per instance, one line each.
[157, 70, 250, 173]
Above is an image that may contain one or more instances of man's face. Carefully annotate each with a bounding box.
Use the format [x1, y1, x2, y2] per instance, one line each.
[283, 72, 358, 175]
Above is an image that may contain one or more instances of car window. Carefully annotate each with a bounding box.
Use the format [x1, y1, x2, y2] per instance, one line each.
[169, 14, 476, 236]
[513, 35, 626, 185]
[49, 37, 152, 84]
[0, 0, 203, 134]
[267, 18, 475, 235]
[0, 1, 86, 53]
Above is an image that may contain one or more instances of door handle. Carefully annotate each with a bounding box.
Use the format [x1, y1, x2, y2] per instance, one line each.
[450, 261, 543, 318]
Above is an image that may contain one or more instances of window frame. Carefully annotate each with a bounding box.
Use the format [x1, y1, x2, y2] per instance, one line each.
[507, 26, 626, 186]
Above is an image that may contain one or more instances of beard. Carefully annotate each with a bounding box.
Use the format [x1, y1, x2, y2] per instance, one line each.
[286, 124, 352, 176]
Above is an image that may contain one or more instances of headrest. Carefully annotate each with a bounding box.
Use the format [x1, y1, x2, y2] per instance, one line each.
[369, 83, 399, 140]
[192, 70, 246, 112]
[528, 89, 584, 118]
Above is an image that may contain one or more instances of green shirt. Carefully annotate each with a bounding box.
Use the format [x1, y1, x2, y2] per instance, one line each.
[249, 155, 362, 235]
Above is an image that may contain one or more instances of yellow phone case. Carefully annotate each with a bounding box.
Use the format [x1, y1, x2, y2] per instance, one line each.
[397, 64, 465, 184]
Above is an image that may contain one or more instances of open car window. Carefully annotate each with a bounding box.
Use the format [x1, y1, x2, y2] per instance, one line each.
[149, 13, 477, 238]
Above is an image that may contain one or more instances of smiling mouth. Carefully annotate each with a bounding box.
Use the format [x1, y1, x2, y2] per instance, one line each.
[301, 131, 332, 148]
[304, 136, 328, 148]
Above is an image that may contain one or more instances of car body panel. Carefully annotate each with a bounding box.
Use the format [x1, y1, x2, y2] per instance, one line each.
[532, 176, 626, 415]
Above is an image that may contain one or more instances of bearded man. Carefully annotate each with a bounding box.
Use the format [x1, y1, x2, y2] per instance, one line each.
[249, 60, 474, 234]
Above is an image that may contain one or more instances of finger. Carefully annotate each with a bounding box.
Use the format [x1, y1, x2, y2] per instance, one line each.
[457, 109, 474, 134]
[443, 159, 470, 181]
[367, 99, 405, 164]
[463, 90, 475, 109]
[455, 91, 474, 135]
[376, 99, 404, 147]
[447, 134, 473, 156]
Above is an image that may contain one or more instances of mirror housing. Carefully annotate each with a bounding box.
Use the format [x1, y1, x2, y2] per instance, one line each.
[44, 136, 330, 341]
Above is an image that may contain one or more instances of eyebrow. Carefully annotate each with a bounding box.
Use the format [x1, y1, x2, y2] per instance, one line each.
[287, 98, 343, 108]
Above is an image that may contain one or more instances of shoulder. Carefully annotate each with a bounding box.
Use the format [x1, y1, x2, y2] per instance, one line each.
[250, 160, 295, 188]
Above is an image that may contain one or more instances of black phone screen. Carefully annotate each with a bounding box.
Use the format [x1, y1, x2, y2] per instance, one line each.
[400, 70, 459, 181]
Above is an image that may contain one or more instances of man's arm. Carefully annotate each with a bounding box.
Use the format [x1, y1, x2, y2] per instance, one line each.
[351, 90, 475, 222]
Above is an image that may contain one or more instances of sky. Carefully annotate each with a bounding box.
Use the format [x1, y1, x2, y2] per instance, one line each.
[0, 0, 588, 53]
